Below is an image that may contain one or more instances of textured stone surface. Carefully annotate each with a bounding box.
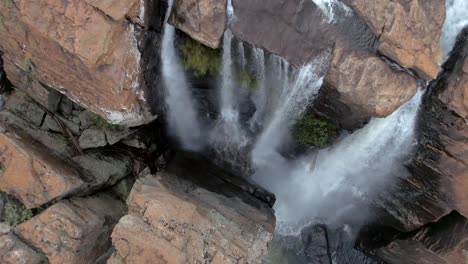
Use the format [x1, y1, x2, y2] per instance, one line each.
[79, 128, 107, 149]
[327, 43, 419, 117]
[170, 0, 227, 48]
[0, 129, 83, 208]
[229, 0, 418, 122]
[343, 0, 445, 79]
[375, 29, 468, 232]
[0, 234, 43, 264]
[0, 0, 152, 126]
[15, 194, 125, 264]
[109, 153, 275, 264]
[374, 212, 468, 264]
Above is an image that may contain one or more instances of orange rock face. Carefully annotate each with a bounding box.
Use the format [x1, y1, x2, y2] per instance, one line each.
[15, 194, 125, 264]
[343, 0, 445, 80]
[0, 130, 83, 208]
[0, 234, 43, 264]
[327, 44, 419, 117]
[110, 171, 275, 264]
[0, 0, 152, 126]
[170, 0, 227, 48]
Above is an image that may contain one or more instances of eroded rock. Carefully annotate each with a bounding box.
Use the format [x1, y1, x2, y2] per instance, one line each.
[15, 194, 125, 264]
[0, 0, 153, 126]
[0, 234, 43, 264]
[0, 129, 84, 208]
[343, 0, 445, 79]
[170, 0, 227, 48]
[109, 153, 275, 264]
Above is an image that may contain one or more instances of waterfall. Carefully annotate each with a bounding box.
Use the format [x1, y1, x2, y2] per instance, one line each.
[312, 0, 352, 23]
[161, 0, 203, 151]
[237, 42, 246, 70]
[248, 48, 267, 130]
[254, 89, 424, 235]
[253, 54, 330, 163]
[441, 0, 468, 59]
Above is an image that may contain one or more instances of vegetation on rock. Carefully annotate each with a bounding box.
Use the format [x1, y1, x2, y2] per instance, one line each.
[91, 113, 126, 131]
[1, 192, 33, 226]
[233, 67, 257, 91]
[179, 35, 221, 77]
[292, 115, 337, 148]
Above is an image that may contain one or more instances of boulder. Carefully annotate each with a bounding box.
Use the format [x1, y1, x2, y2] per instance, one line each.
[326, 43, 419, 118]
[170, 0, 227, 48]
[0, 0, 153, 126]
[0, 129, 84, 208]
[0, 234, 43, 264]
[15, 194, 126, 264]
[343, 0, 445, 80]
[79, 128, 107, 149]
[109, 153, 275, 264]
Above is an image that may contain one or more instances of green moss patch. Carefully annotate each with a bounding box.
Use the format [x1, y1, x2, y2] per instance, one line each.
[179, 35, 221, 78]
[91, 113, 126, 131]
[233, 67, 257, 91]
[0, 192, 33, 226]
[292, 115, 337, 148]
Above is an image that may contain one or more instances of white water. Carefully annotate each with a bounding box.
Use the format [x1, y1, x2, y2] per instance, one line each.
[441, 0, 468, 59]
[249, 48, 267, 130]
[254, 89, 423, 235]
[312, 0, 352, 23]
[161, 0, 203, 151]
[237, 41, 246, 70]
[253, 54, 329, 162]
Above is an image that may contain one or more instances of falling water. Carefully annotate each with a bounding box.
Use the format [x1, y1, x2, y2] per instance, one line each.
[248, 48, 267, 130]
[312, 0, 352, 23]
[237, 42, 246, 70]
[161, 0, 203, 151]
[253, 53, 330, 163]
[441, 0, 468, 59]
[254, 89, 424, 235]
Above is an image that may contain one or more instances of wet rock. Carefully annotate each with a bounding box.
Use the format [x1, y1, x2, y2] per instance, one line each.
[111, 177, 137, 201]
[79, 128, 107, 149]
[301, 225, 331, 264]
[371, 211, 468, 264]
[0, 223, 10, 236]
[109, 153, 275, 263]
[0, 0, 153, 126]
[0, 129, 83, 208]
[47, 90, 62, 112]
[78, 110, 96, 130]
[0, 234, 43, 264]
[376, 28, 468, 232]
[170, 0, 227, 48]
[15, 194, 125, 264]
[343, 0, 445, 79]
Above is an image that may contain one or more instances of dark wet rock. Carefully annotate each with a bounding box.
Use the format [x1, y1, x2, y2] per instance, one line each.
[79, 128, 107, 149]
[5, 92, 45, 127]
[47, 89, 62, 112]
[373, 28, 468, 232]
[43, 115, 80, 136]
[59, 96, 73, 116]
[105, 128, 132, 145]
[301, 225, 331, 264]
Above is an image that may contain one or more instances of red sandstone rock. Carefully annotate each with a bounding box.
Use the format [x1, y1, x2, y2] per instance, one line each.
[15, 194, 125, 264]
[0, 0, 153, 126]
[0, 129, 83, 208]
[109, 168, 275, 263]
[0, 234, 43, 264]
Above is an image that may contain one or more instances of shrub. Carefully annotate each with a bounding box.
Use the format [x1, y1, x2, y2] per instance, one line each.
[179, 35, 221, 78]
[292, 115, 337, 148]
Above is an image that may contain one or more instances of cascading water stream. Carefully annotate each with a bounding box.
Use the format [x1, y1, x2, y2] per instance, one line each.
[161, 0, 203, 151]
[441, 0, 468, 60]
[254, 89, 424, 235]
[248, 48, 267, 130]
[312, 0, 352, 23]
